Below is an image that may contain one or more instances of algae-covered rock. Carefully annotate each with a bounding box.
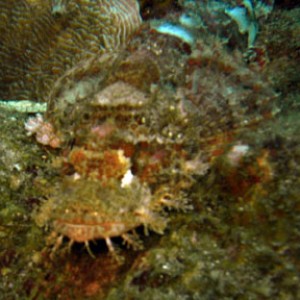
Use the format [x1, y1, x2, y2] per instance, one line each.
[106, 114, 300, 300]
[0, 108, 50, 297]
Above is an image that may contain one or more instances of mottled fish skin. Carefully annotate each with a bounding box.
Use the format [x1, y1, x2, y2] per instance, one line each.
[31, 0, 278, 259]
[33, 46, 194, 257]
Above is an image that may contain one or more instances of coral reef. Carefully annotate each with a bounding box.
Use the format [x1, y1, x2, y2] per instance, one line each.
[0, 1, 300, 299]
[139, 0, 181, 20]
[0, 0, 141, 101]
[105, 113, 300, 300]
[25, 114, 61, 148]
[258, 7, 300, 99]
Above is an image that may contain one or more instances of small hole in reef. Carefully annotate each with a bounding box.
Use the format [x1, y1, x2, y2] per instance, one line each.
[83, 112, 91, 120]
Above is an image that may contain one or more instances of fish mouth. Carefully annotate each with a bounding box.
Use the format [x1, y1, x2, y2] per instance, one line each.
[53, 219, 135, 242]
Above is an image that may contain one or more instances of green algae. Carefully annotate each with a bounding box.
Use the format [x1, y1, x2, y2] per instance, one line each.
[1, 96, 300, 300]
[2, 112, 299, 300]
[106, 113, 300, 300]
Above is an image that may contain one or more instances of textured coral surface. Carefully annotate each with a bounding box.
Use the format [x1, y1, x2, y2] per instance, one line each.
[0, 0, 141, 101]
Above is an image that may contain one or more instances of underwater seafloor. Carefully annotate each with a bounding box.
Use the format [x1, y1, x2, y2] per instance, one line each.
[0, 0, 300, 299]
